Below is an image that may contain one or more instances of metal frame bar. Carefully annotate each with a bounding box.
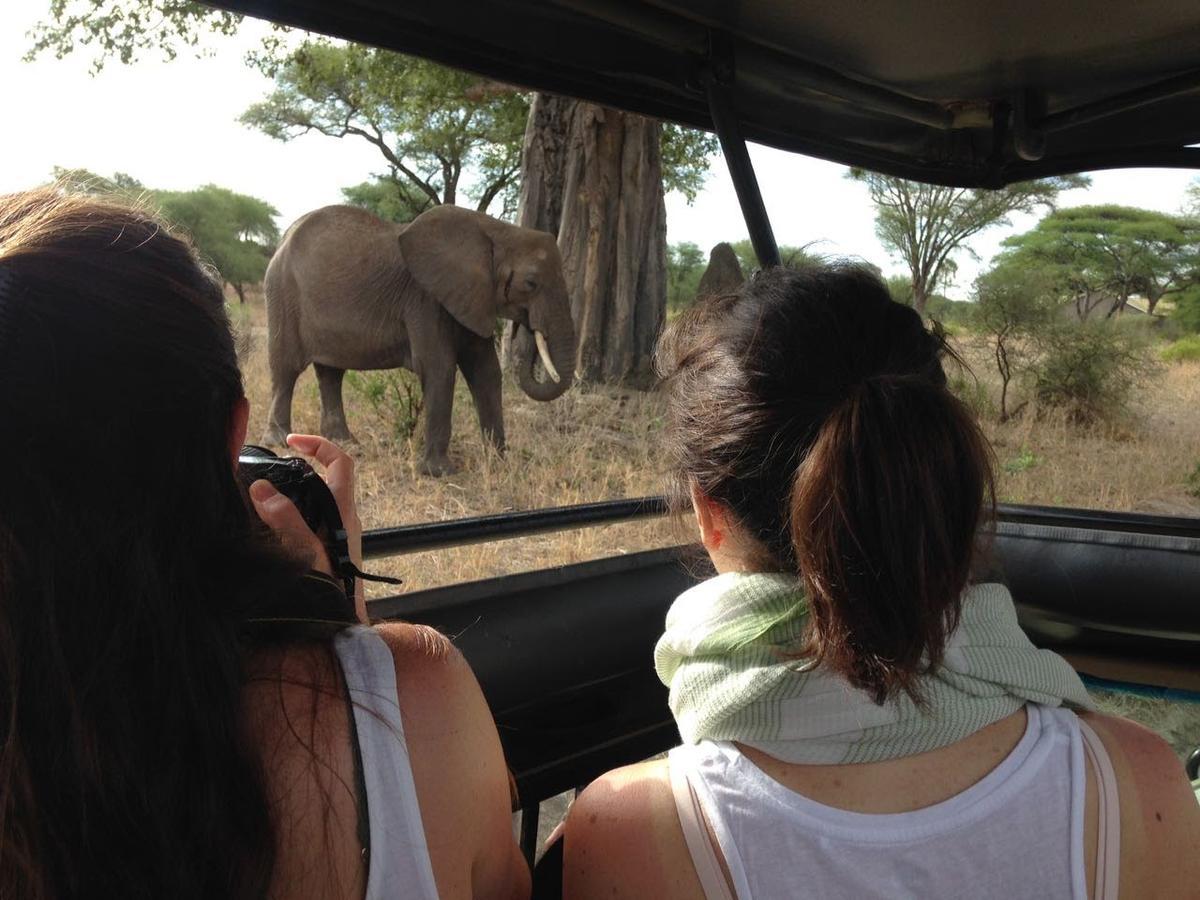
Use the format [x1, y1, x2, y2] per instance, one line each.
[362, 498, 1200, 559]
[1040, 66, 1200, 134]
[703, 32, 781, 269]
[362, 496, 669, 559]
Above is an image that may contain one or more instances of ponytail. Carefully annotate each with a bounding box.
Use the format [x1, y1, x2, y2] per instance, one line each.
[790, 375, 995, 705]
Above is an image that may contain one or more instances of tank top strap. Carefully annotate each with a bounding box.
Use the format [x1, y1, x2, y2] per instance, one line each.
[1077, 718, 1121, 900]
[333, 626, 440, 900]
[668, 749, 737, 900]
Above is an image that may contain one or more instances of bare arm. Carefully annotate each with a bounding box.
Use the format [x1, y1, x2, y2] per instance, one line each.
[1081, 711, 1200, 898]
[378, 623, 530, 900]
[564, 760, 704, 900]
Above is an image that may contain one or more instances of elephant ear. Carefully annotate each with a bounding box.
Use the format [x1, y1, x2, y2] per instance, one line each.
[398, 206, 496, 338]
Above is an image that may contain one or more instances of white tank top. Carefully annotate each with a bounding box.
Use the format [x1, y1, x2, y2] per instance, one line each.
[333, 626, 441, 900]
[669, 703, 1116, 900]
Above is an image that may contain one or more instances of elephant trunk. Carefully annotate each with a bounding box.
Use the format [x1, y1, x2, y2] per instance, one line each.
[515, 315, 575, 402]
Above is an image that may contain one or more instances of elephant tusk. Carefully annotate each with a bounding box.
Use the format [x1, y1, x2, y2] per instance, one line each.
[534, 330, 561, 383]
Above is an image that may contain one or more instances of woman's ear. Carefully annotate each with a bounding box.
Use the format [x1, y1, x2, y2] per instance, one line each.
[689, 482, 726, 552]
[228, 396, 250, 466]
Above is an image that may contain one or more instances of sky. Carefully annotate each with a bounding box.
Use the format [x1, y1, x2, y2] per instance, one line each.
[3, 0, 1197, 299]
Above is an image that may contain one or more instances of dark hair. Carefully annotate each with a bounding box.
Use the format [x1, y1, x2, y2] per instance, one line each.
[0, 189, 312, 898]
[658, 264, 995, 704]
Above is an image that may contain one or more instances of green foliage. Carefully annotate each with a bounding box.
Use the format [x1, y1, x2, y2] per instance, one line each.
[26, 0, 242, 72]
[1161, 335, 1200, 364]
[1003, 446, 1042, 475]
[51, 166, 145, 196]
[730, 239, 822, 274]
[849, 169, 1088, 314]
[1186, 461, 1200, 499]
[660, 126, 719, 203]
[667, 242, 706, 312]
[156, 185, 279, 300]
[970, 262, 1055, 420]
[341, 176, 432, 223]
[345, 370, 424, 440]
[242, 40, 530, 218]
[1000, 205, 1200, 320]
[1168, 285, 1200, 333]
[946, 369, 994, 419]
[1030, 321, 1158, 424]
[51, 168, 279, 300]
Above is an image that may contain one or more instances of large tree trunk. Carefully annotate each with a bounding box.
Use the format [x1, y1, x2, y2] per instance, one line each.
[517, 93, 574, 235]
[558, 102, 666, 386]
[508, 94, 667, 387]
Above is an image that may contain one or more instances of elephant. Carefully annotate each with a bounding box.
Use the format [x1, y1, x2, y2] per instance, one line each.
[261, 204, 577, 475]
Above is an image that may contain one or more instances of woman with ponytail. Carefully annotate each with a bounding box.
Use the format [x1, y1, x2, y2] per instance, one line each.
[564, 265, 1199, 899]
[0, 188, 529, 900]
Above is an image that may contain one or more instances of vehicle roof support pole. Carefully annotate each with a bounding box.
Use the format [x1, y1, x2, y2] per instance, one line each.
[703, 41, 781, 269]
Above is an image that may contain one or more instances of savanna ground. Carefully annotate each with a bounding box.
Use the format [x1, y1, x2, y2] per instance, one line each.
[228, 294, 1200, 766]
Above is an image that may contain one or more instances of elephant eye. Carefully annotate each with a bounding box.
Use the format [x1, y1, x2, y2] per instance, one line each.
[524, 276, 538, 292]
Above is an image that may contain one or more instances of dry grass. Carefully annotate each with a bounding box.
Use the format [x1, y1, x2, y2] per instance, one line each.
[229, 296, 1200, 596]
[231, 296, 680, 597]
[950, 335, 1200, 516]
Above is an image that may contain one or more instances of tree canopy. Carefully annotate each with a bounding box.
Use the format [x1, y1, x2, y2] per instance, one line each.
[972, 260, 1057, 420]
[49, 168, 279, 302]
[156, 185, 280, 302]
[242, 40, 530, 218]
[27, 0, 241, 72]
[998, 205, 1200, 318]
[850, 170, 1089, 315]
[341, 175, 432, 223]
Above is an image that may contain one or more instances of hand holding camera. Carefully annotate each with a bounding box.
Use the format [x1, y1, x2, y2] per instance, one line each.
[243, 434, 367, 621]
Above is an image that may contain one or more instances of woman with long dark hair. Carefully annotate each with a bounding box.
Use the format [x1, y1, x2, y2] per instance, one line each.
[0, 188, 529, 899]
[563, 264, 1199, 898]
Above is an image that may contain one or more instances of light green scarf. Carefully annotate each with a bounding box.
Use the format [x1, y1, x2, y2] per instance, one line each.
[654, 572, 1094, 764]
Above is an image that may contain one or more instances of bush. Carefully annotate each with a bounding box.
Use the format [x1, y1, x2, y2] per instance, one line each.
[1168, 285, 1200, 333]
[1031, 322, 1158, 423]
[947, 369, 994, 419]
[345, 369, 424, 439]
[1187, 461, 1200, 499]
[1161, 334, 1200, 364]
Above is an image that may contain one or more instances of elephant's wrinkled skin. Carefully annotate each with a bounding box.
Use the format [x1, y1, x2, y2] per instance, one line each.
[263, 204, 577, 475]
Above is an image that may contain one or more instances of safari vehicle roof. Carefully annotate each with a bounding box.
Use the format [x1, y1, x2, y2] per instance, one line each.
[211, 0, 1200, 187]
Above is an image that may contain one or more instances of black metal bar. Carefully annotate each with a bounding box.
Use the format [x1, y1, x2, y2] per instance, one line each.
[361, 496, 671, 559]
[361, 496, 1200, 561]
[1040, 67, 1200, 134]
[703, 34, 781, 269]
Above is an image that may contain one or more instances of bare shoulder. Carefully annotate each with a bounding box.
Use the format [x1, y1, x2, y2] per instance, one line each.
[565, 759, 700, 900]
[370, 622, 529, 900]
[569, 759, 674, 831]
[1079, 711, 1200, 894]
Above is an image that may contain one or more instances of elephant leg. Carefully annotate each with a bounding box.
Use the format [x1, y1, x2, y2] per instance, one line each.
[417, 363, 458, 476]
[459, 336, 506, 455]
[314, 363, 355, 443]
[264, 361, 303, 446]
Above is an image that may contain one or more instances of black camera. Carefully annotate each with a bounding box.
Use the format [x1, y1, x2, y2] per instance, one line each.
[237, 445, 357, 600]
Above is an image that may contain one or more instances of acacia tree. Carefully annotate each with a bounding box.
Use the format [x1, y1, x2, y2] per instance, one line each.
[1000, 205, 1200, 319]
[340, 175, 432, 223]
[849, 170, 1089, 316]
[973, 260, 1056, 421]
[50, 168, 278, 302]
[156, 185, 279, 302]
[242, 41, 530, 218]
